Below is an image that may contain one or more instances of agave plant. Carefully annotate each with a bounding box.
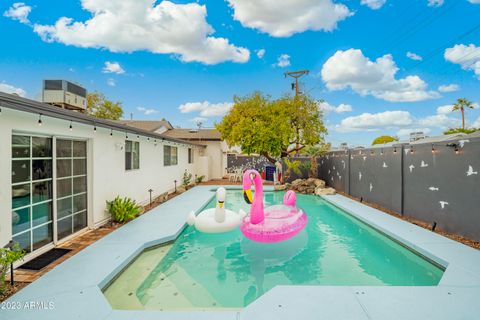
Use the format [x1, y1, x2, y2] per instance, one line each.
[106, 196, 143, 223]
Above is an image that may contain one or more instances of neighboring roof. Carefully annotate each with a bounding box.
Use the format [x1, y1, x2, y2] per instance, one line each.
[162, 128, 222, 141]
[0, 92, 204, 147]
[115, 120, 173, 132]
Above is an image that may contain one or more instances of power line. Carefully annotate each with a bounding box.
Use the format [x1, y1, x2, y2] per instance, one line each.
[405, 22, 480, 71]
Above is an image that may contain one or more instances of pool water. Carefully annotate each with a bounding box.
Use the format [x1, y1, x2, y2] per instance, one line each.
[103, 190, 443, 310]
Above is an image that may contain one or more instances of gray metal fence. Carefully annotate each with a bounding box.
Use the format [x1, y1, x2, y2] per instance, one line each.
[319, 135, 480, 242]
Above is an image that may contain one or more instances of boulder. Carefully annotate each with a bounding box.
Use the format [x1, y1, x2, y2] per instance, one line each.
[274, 184, 287, 191]
[292, 179, 303, 186]
[315, 187, 336, 196]
[313, 179, 326, 188]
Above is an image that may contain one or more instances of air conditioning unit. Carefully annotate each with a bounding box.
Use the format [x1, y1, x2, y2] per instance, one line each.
[42, 80, 87, 111]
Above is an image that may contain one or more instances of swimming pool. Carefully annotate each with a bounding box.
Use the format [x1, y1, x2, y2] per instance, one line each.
[103, 190, 443, 310]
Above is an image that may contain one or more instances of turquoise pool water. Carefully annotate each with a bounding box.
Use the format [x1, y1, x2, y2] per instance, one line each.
[104, 190, 443, 310]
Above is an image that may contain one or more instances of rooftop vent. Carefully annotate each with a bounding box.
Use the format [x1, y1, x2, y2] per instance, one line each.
[410, 131, 427, 142]
[42, 80, 87, 111]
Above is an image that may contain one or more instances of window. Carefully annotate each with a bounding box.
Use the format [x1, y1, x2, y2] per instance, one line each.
[125, 141, 140, 170]
[188, 148, 194, 164]
[164, 145, 178, 166]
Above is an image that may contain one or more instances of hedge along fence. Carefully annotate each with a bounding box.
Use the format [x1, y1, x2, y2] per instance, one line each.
[319, 134, 480, 242]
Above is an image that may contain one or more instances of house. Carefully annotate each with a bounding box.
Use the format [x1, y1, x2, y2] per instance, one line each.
[120, 123, 230, 180]
[0, 92, 207, 261]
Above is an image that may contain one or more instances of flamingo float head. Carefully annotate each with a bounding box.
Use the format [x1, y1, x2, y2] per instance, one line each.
[242, 169, 260, 204]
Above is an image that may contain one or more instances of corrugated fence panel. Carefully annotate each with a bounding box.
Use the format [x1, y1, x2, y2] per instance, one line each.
[320, 151, 348, 192]
[349, 147, 402, 213]
[403, 139, 480, 241]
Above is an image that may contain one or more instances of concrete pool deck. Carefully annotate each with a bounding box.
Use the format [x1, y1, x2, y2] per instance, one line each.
[3, 186, 480, 320]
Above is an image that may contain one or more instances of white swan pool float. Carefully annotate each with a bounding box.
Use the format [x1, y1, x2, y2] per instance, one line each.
[187, 187, 246, 233]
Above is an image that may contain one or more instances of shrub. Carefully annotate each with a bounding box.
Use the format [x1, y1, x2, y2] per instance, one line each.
[106, 196, 142, 223]
[182, 169, 193, 187]
[195, 175, 205, 183]
[0, 243, 25, 294]
[443, 127, 480, 135]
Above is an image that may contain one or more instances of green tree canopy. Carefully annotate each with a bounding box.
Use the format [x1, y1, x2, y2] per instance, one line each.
[87, 92, 123, 120]
[372, 135, 399, 145]
[216, 92, 327, 163]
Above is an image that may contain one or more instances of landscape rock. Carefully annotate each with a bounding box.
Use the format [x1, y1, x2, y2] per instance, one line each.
[315, 187, 336, 196]
[176, 186, 186, 194]
[274, 184, 287, 191]
[314, 179, 325, 188]
[286, 178, 335, 195]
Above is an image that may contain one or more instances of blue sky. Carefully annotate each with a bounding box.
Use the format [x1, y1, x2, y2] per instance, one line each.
[1, 0, 480, 147]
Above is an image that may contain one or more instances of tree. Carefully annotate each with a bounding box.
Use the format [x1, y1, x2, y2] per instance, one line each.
[372, 135, 398, 145]
[87, 92, 123, 120]
[303, 144, 330, 178]
[452, 98, 475, 130]
[216, 92, 327, 164]
[284, 158, 303, 183]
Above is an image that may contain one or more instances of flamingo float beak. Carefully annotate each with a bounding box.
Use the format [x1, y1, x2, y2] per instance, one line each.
[243, 189, 253, 204]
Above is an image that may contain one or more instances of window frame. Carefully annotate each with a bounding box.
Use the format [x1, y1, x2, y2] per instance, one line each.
[125, 140, 140, 171]
[164, 145, 178, 167]
[188, 148, 194, 164]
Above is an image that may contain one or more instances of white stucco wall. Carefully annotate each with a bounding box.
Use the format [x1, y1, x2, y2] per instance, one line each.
[0, 108, 205, 248]
[201, 141, 228, 179]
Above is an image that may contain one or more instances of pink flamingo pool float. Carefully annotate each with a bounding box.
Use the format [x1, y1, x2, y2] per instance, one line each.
[240, 169, 308, 243]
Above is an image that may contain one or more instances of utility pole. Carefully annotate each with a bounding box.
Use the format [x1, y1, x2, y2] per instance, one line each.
[284, 70, 309, 97]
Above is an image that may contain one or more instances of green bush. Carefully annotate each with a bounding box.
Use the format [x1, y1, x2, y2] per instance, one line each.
[182, 169, 193, 187]
[106, 196, 143, 223]
[195, 175, 205, 183]
[0, 243, 25, 294]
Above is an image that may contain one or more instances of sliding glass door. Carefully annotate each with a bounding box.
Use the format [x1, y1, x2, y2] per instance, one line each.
[11, 134, 88, 253]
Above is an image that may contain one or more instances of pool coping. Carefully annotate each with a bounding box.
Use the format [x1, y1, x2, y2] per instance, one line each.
[4, 186, 480, 320]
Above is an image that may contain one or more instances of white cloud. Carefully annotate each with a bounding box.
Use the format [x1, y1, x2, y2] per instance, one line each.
[3, 2, 32, 24]
[256, 49, 265, 59]
[444, 44, 480, 78]
[428, 0, 444, 7]
[318, 101, 353, 114]
[406, 51, 422, 61]
[0, 82, 27, 97]
[335, 105, 461, 133]
[438, 84, 460, 92]
[361, 0, 387, 10]
[468, 0, 480, 3]
[102, 61, 125, 74]
[436, 105, 453, 114]
[336, 111, 414, 132]
[190, 117, 208, 123]
[275, 54, 291, 68]
[418, 114, 458, 128]
[472, 117, 480, 128]
[32, 0, 249, 65]
[179, 101, 233, 117]
[227, 0, 352, 37]
[321, 49, 439, 102]
[137, 107, 159, 115]
[107, 78, 116, 87]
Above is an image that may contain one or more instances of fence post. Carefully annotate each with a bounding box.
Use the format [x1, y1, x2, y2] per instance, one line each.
[347, 149, 351, 195]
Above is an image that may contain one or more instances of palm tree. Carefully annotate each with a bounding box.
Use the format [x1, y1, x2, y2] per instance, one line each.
[452, 98, 475, 130]
[304, 144, 330, 178]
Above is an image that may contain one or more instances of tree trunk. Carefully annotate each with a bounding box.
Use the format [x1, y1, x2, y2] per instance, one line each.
[461, 108, 465, 129]
[309, 156, 318, 178]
